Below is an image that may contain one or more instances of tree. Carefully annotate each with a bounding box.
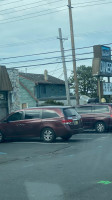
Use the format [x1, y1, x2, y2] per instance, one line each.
[69, 65, 98, 98]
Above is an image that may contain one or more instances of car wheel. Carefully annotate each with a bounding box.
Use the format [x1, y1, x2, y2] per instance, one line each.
[95, 122, 105, 133]
[61, 135, 72, 141]
[41, 128, 56, 143]
[0, 132, 4, 143]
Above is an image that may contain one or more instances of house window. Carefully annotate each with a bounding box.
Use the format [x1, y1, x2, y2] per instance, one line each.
[41, 85, 46, 94]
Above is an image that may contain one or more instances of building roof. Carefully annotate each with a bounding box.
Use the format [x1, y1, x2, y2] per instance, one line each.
[0, 66, 12, 91]
[19, 72, 65, 85]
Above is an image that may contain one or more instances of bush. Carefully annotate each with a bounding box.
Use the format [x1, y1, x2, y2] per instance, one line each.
[41, 99, 64, 106]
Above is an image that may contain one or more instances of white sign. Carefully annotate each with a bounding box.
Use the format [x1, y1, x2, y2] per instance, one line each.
[103, 82, 112, 95]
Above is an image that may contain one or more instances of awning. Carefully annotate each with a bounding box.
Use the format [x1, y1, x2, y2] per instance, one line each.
[0, 65, 12, 91]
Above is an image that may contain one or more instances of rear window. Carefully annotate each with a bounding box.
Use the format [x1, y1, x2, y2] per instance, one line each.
[63, 108, 78, 117]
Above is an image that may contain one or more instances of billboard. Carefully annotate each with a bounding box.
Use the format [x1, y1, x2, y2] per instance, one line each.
[93, 45, 111, 60]
[92, 58, 112, 77]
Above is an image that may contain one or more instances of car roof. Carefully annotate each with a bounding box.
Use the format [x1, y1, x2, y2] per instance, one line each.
[16, 106, 75, 112]
[76, 103, 112, 107]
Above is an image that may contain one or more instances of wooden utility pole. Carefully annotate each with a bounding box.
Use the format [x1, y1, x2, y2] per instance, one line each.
[68, 0, 79, 105]
[58, 28, 71, 106]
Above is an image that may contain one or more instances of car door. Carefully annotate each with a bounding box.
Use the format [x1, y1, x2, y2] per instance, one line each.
[2, 111, 25, 138]
[76, 106, 94, 129]
[3, 109, 42, 138]
[22, 109, 42, 137]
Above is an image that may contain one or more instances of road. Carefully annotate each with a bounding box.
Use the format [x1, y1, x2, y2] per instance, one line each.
[0, 131, 112, 200]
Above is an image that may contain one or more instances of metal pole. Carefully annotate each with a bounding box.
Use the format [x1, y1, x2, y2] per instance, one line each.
[98, 76, 101, 102]
[58, 28, 71, 106]
[68, 0, 79, 105]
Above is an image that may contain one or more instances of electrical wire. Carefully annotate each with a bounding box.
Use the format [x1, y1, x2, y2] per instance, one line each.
[6, 58, 93, 69]
[1, 52, 93, 65]
[0, 0, 108, 13]
[0, 0, 111, 25]
[0, 7, 67, 24]
[0, 0, 44, 7]
[0, 4, 66, 22]
[1, 41, 112, 61]
[0, 0, 64, 14]
[72, 1, 112, 9]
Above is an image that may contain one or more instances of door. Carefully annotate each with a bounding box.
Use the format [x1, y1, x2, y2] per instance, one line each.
[3, 111, 25, 138]
[76, 106, 94, 129]
[3, 110, 42, 138]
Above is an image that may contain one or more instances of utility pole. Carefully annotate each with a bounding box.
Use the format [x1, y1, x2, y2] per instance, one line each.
[58, 28, 71, 106]
[68, 0, 79, 105]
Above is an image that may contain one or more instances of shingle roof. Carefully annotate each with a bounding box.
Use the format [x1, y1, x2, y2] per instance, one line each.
[0, 66, 12, 91]
[19, 72, 65, 85]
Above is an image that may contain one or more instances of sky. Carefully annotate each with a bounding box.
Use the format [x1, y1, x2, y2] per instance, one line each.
[0, 0, 112, 80]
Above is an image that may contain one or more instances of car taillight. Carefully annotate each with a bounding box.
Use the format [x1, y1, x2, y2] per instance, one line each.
[62, 119, 73, 124]
[110, 114, 112, 118]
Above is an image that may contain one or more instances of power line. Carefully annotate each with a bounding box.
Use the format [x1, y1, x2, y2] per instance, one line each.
[0, 0, 108, 13]
[74, 0, 110, 6]
[1, 52, 93, 65]
[0, 0, 44, 7]
[0, 49, 70, 60]
[6, 57, 93, 69]
[0, 0, 111, 24]
[72, 1, 112, 8]
[0, 42, 112, 61]
[0, 5, 66, 22]
[0, 7, 67, 24]
[1, 54, 72, 65]
[0, 0, 64, 14]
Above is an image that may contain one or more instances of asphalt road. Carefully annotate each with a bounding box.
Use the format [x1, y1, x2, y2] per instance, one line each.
[0, 131, 112, 200]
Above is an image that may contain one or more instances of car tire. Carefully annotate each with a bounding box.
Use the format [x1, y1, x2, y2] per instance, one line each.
[95, 122, 105, 133]
[61, 135, 72, 141]
[41, 128, 56, 143]
[0, 132, 4, 143]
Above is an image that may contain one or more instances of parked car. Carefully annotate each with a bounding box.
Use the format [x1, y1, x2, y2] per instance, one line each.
[75, 103, 112, 133]
[0, 106, 83, 143]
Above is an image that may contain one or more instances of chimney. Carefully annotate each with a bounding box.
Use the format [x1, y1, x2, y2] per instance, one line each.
[44, 69, 48, 81]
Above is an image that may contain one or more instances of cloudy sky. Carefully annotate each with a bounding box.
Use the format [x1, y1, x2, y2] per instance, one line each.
[0, 0, 112, 79]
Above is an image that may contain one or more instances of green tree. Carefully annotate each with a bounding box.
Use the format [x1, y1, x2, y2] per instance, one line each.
[69, 65, 98, 98]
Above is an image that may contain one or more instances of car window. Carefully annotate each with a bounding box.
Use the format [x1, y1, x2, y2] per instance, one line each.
[25, 110, 41, 119]
[7, 112, 23, 122]
[42, 110, 59, 119]
[76, 106, 92, 114]
[93, 105, 109, 113]
[63, 108, 78, 117]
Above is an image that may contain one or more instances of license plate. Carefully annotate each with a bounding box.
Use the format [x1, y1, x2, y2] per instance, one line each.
[74, 120, 78, 125]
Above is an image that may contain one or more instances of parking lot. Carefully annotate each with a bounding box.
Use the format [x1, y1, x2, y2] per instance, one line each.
[0, 131, 112, 200]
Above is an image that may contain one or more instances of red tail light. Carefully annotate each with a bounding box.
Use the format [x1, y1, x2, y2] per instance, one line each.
[62, 119, 73, 124]
[110, 114, 112, 118]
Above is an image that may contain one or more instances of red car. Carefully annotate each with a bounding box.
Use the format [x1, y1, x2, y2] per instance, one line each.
[76, 103, 112, 133]
[0, 106, 83, 143]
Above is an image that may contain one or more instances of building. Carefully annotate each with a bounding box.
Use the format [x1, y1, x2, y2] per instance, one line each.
[0, 66, 12, 119]
[19, 70, 66, 108]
